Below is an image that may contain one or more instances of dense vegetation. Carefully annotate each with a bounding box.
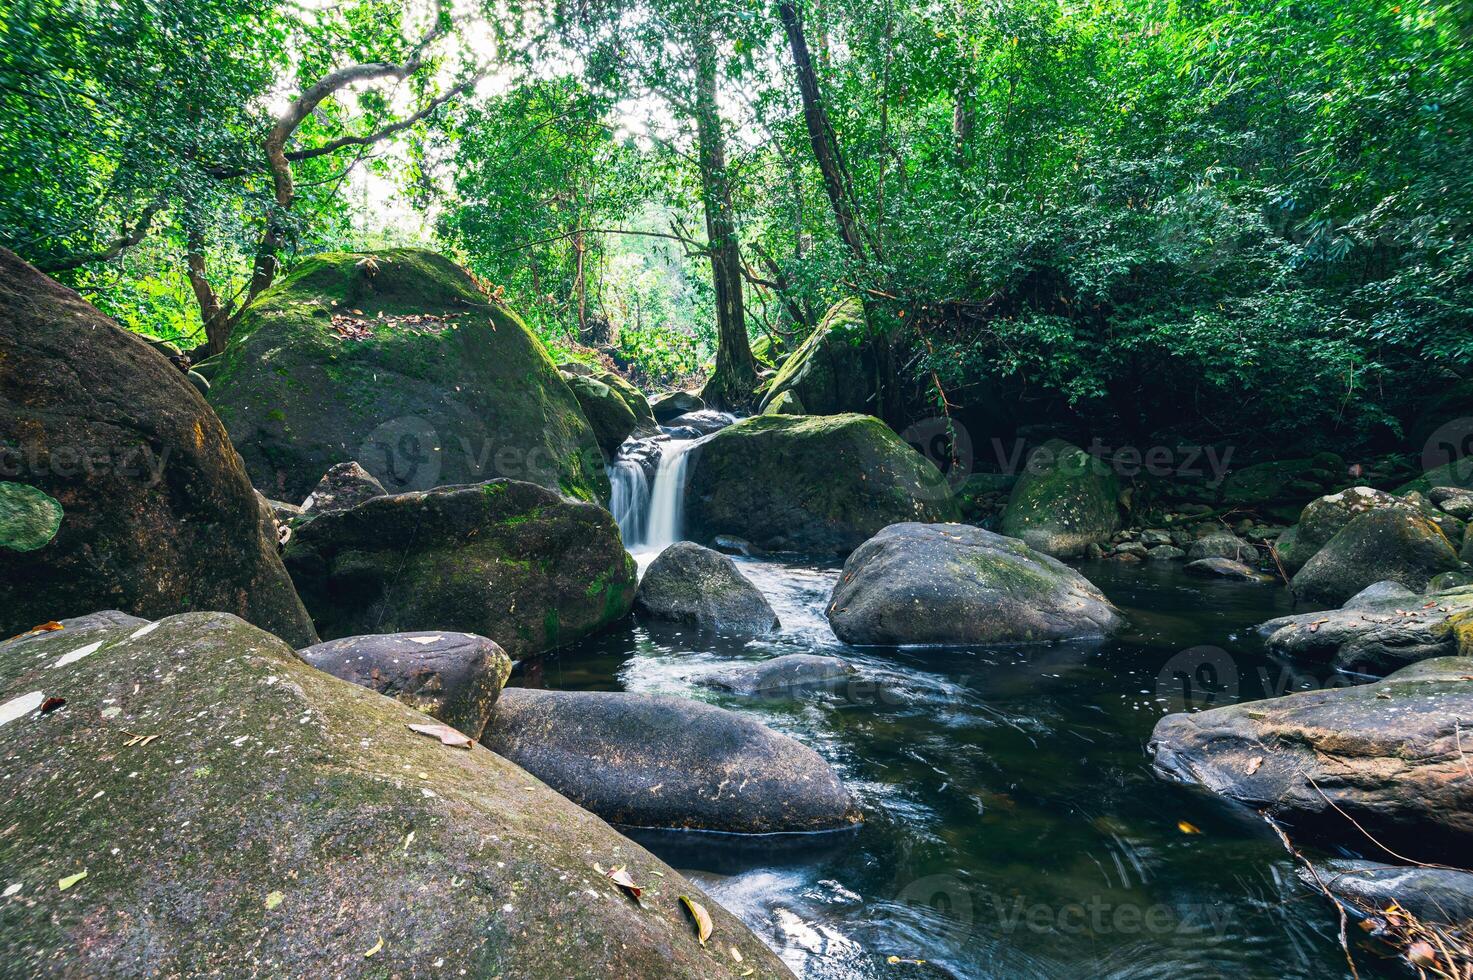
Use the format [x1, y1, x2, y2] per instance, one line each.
[3, 0, 1469, 447]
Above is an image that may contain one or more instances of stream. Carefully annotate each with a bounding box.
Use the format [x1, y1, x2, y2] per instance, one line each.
[513, 438, 1355, 978]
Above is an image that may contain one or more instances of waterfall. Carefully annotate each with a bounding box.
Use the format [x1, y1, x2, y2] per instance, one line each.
[643, 440, 695, 550]
[607, 457, 650, 547]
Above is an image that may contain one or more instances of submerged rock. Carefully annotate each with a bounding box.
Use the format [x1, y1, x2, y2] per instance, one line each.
[1290, 508, 1461, 606]
[634, 542, 778, 635]
[298, 631, 511, 739]
[694, 654, 856, 695]
[1183, 558, 1273, 582]
[998, 440, 1121, 558]
[300, 460, 386, 515]
[827, 523, 1123, 645]
[482, 688, 861, 833]
[0, 612, 786, 978]
[208, 249, 607, 503]
[1149, 657, 1473, 858]
[285, 479, 636, 659]
[685, 413, 957, 555]
[0, 249, 316, 646]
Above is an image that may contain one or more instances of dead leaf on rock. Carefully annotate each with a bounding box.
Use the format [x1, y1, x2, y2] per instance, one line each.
[57, 870, 87, 891]
[594, 862, 642, 901]
[679, 895, 712, 944]
[1246, 756, 1263, 775]
[39, 697, 66, 715]
[1177, 820, 1202, 835]
[406, 723, 473, 749]
[9, 621, 62, 641]
[363, 936, 384, 958]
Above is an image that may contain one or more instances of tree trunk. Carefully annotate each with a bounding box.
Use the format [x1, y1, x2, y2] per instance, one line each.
[693, 29, 758, 410]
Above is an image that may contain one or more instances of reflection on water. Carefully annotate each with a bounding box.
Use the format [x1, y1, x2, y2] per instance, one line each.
[518, 555, 1354, 979]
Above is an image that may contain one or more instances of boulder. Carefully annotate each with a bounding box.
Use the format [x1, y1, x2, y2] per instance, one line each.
[563, 373, 637, 457]
[1219, 454, 1347, 520]
[762, 390, 805, 415]
[1281, 486, 1465, 575]
[1149, 657, 1473, 859]
[1186, 534, 1258, 564]
[634, 542, 778, 635]
[482, 689, 860, 833]
[649, 390, 704, 421]
[1257, 584, 1473, 674]
[207, 249, 606, 503]
[694, 654, 856, 695]
[595, 368, 658, 435]
[685, 414, 957, 555]
[758, 298, 876, 416]
[298, 631, 511, 739]
[285, 479, 636, 659]
[0, 249, 316, 646]
[998, 440, 1122, 558]
[826, 523, 1123, 645]
[0, 612, 786, 978]
[300, 460, 386, 515]
[1430, 485, 1473, 518]
[1183, 557, 1272, 582]
[1301, 860, 1473, 924]
[1290, 508, 1461, 606]
[1147, 545, 1186, 561]
[664, 410, 733, 436]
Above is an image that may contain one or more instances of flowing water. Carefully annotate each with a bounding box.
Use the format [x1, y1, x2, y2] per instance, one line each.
[607, 458, 650, 547]
[517, 552, 1359, 979]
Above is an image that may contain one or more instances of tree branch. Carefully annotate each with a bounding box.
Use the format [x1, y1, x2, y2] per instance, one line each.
[33, 200, 165, 273]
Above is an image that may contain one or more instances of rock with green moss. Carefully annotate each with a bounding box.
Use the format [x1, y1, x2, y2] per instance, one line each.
[685, 413, 957, 555]
[650, 390, 705, 422]
[285, 479, 636, 659]
[0, 612, 789, 978]
[1219, 453, 1348, 520]
[826, 522, 1123, 645]
[634, 541, 778, 635]
[1291, 508, 1461, 606]
[0, 249, 316, 646]
[300, 460, 385, 514]
[998, 440, 1122, 558]
[1150, 657, 1473, 858]
[762, 389, 805, 416]
[1278, 486, 1465, 575]
[482, 688, 860, 833]
[208, 249, 606, 503]
[758, 298, 877, 416]
[563, 373, 638, 457]
[298, 631, 512, 739]
[750, 333, 784, 367]
[1398, 458, 1473, 496]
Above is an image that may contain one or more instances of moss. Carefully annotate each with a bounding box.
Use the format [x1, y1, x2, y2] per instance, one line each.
[0, 481, 63, 552]
[758, 297, 869, 415]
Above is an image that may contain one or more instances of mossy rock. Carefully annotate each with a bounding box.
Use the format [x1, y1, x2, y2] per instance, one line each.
[0, 612, 788, 978]
[209, 249, 606, 504]
[1291, 508, 1461, 606]
[1399, 458, 1473, 496]
[563, 374, 637, 457]
[685, 413, 957, 555]
[594, 368, 657, 434]
[0, 249, 315, 645]
[285, 479, 636, 659]
[750, 333, 784, 368]
[758, 298, 878, 416]
[1220, 453, 1348, 519]
[998, 440, 1122, 557]
[762, 390, 805, 416]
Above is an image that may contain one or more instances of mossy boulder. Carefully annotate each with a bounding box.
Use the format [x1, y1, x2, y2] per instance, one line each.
[1290, 508, 1461, 606]
[284, 479, 636, 659]
[1283, 486, 1464, 575]
[482, 688, 861, 833]
[1219, 453, 1347, 520]
[563, 374, 637, 457]
[685, 413, 958, 555]
[650, 390, 704, 421]
[208, 249, 606, 503]
[762, 389, 805, 416]
[1150, 657, 1473, 859]
[1257, 583, 1473, 674]
[634, 541, 778, 635]
[750, 333, 784, 367]
[300, 460, 385, 514]
[827, 523, 1123, 645]
[758, 298, 877, 416]
[0, 612, 788, 978]
[1398, 458, 1473, 496]
[595, 368, 658, 434]
[998, 440, 1122, 558]
[0, 249, 315, 646]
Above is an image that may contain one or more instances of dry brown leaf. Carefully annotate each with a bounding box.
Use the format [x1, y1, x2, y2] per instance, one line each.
[1177, 820, 1202, 835]
[678, 895, 712, 945]
[406, 723, 473, 749]
[1245, 756, 1263, 775]
[9, 621, 62, 641]
[594, 863, 642, 901]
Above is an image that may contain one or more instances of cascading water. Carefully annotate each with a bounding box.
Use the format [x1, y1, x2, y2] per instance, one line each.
[642, 440, 694, 550]
[606, 457, 650, 546]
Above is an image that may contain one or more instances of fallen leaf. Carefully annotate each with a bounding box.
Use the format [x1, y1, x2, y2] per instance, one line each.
[9, 621, 62, 641]
[363, 936, 384, 958]
[1375, 692, 1392, 700]
[594, 863, 642, 901]
[1307, 618, 1330, 633]
[264, 890, 284, 910]
[887, 955, 927, 965]
[406, 723, 473, 749]
[729, 947, 744, 962]
[57, 870, 87, 891]
[1408, 940, 1439, 968]
[1245, 756, 1263, 775]
[679, 895, 712, 944]
[39, 696, 66, 715]
[1177, 820, 1202, 835]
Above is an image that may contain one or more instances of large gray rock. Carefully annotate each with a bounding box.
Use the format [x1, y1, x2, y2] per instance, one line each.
[563, 373, 637, 458]
[1185, 533, 1258, 564]
[1149, 657, 1473, 858]
[1281, 486, 1464, 574]
[0, 249, 316, 646]
[826, 523, 1123, 645]
[635, 542, 778, 635]
[649, 390, 704, 421]
[1257, 584, 1473, 674]
[998, 440, 1121, 558]
[694, 654, 856, 695]
[1343, 580, 1419, 609]
[1290, 508, 1461, 606]
[1183, 557, 1272, 582]
[1301, 860, 1473, 924]
[284, 480, 636, 659]
[300, 460, 386, 515]
[482, 688, 860, 833]
[0, 612, 788, 978]
[298, 631, 512, 739]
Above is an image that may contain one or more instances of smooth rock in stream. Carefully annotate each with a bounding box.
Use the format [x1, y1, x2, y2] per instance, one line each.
[1185, 533, 1258, 564]
[298, 631, 512, 738]
[649, 390, 705, 421]
[998, 440, 1122, 558]
[663, 410, 733, 436]
[1256, 584, 1473, 674]
[1149, 657, 1473, 858]
[481, 688, 862, 833]
[1290, 508, 1461, 605]
[1299, 860, 1473, 924]
[300, 460, 386, 515]
[1183, 557, 1273, 582]
[634, 542, 779, 635]
[827, 523, 1123, 645]
[0, 612, 786, 978]
[694, 654, 857, 695]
